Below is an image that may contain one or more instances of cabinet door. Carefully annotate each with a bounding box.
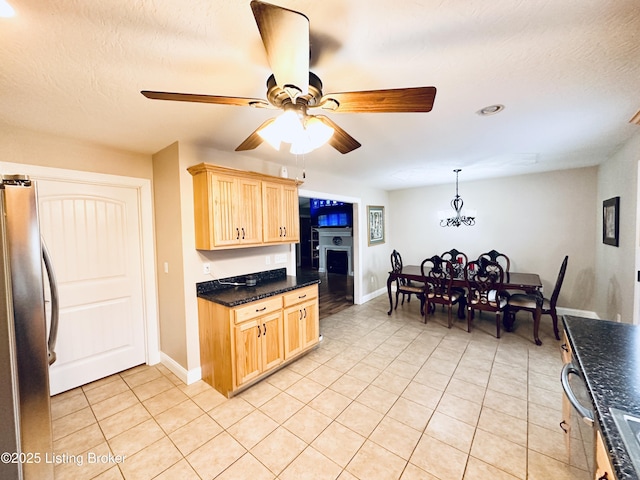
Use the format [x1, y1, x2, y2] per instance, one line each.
[283, 304, 304, 359]
[237, 178, 262, 244]
[283, 299, 319, 360]
[234, 320, 262, 387]
[280, 184, 300, 242]
[212, 174, 241, 247]
[261, 312, 284, 371]
[262, 182, 300, 243]
[262, 182, 284, 243]
[595, 430, 614, 480]
[301, 298, 319, 351]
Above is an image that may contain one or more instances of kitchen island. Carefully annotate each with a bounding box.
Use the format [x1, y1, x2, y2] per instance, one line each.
[196, 268, 321, 397]
[563, 315, 640, 480]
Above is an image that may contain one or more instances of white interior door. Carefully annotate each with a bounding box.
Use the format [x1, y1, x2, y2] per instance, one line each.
[37, 179, 146, 394]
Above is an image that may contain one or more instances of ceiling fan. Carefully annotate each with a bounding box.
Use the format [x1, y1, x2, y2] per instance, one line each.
[141, 0, 437, 154]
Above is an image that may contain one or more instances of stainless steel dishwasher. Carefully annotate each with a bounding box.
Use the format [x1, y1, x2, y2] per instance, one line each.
[561, 361, 595, 476]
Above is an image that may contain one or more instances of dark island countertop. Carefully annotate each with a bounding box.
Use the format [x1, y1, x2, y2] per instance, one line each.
[196, 267, 321, 307]
[563, 315, 640, 480]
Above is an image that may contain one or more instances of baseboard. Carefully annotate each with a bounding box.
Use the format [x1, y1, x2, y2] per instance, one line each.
[159, 352, 202, 385]
[557, 307, 600, 320]
[360, 286, 388, 304]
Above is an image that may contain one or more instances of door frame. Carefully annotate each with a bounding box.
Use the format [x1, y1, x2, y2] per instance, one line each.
[0, 162, 160, 364]
[296, 188, 363, 305]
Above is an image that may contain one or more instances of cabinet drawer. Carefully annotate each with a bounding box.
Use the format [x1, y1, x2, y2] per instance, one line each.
[234, 296, 282, 324]
[283, 285, 318, 307]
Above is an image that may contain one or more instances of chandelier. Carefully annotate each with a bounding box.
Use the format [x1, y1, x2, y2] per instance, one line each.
[439, 169, 476, 227]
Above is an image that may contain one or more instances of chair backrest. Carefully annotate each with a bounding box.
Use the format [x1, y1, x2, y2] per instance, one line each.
[421, 255, 454, 300]
[549, 255, 569, 307]
[465, 260, 504, 308]
[390, 250, 403, 273]
[441, 249, 467, 278]
[479, 249, 510, 273]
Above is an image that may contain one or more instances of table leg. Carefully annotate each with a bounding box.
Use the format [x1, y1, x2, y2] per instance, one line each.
[387, 275, 394, 315]
[533, 294, 543, 346]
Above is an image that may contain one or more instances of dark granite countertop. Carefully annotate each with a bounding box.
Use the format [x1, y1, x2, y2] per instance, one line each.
[563, 315, 640, 480]
[196, 267, 321, 307]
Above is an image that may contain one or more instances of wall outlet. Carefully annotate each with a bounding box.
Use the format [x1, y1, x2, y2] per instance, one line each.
[265, 256, 271, 265]
[274, 254, 287, 264]
[203, 263, 211, 275]
[616, 313, 622, 323]
[164, 262, 169, 274]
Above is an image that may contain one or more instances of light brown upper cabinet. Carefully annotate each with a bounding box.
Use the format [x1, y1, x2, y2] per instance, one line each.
[262, 181, 300, 244]
[188, 163, 300, 250]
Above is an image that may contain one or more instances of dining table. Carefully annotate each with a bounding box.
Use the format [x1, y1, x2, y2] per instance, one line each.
[387, 265, 546, 344]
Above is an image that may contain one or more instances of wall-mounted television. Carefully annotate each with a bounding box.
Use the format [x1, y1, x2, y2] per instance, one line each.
[310, 198, 352, 227]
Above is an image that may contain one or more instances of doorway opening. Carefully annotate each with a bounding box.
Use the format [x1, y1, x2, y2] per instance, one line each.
[297, 195, 355, 318]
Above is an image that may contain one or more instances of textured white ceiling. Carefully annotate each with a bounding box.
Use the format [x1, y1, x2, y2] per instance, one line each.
[1, 0, 639, 189]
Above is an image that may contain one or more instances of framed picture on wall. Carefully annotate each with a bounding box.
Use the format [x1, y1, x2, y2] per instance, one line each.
[367, 205, 385, 246]
[603, 196, 620, 247]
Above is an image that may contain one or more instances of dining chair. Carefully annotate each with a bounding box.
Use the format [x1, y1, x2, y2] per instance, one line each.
[440, 248, 468, 280]
[421, 255, 463, 328]
[390, 250, 425, 312]
[478, 249, 511, 273]
[464, 260, 508, 338]
[506, 255, 568, 344]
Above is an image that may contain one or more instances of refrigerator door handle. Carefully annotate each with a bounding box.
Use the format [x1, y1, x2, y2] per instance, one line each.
[42, 239, 59, 365]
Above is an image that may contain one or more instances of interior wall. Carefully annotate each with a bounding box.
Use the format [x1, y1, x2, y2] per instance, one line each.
[389, 167, 598, 313]
[595, 131, 640, 323]
[152, 142, 188, 367]
[1, 125, 153, 179]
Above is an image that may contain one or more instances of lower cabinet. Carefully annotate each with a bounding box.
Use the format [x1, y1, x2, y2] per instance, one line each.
[197, 284, 319, 397]
[595, 429, 615, 480]
[234, 311, 283, 387]
[283, 286, 319, 359]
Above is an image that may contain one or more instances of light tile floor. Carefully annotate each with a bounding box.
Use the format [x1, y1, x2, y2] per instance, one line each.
[51, 296, 592, 479]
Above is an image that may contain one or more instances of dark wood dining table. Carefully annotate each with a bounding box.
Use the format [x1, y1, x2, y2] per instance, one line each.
[387, 265, 546, 345]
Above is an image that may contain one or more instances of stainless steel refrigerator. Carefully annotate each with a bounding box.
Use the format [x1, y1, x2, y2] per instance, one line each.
[0, 175, 58, 480]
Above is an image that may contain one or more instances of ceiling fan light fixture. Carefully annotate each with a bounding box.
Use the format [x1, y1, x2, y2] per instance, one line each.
[0, 0, 15, 17]
[304, 116, 334, 149]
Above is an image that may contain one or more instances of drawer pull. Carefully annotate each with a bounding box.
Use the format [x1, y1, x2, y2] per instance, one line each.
[561, 343, 569, 352]
[256, 307, 267, 312]
[298, 294, 307, 299]
[257, 325, 261, 337]
[263, 323, 266, 335]
[236, 227, 240, 240]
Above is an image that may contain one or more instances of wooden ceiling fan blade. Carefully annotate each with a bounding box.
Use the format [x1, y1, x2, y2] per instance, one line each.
[316, 115, 361, 154]
[319, 86, 437, 113]
[250, 0, 309, 99]
[141, 90, 272, 108]
[235, 118, 276, 151]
